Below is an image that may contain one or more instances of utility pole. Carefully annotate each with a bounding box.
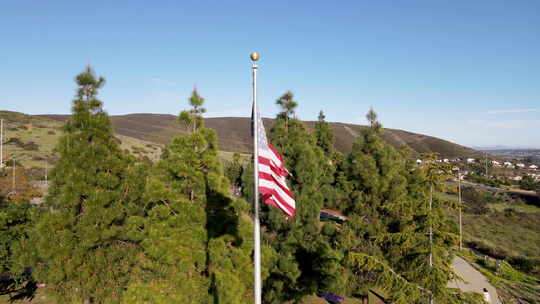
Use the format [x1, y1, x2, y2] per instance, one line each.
[1, 118, 4, 168]
[457, 168, 462, 251]
[12, 157, 16, 192]
[485, 152, 488, 177]
[45, 160, 48, 186]
[429, 183, 433, 304]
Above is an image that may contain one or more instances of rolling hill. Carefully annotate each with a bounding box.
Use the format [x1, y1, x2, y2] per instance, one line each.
[39, 113, 483, 158]
[1, 110, 484, 172]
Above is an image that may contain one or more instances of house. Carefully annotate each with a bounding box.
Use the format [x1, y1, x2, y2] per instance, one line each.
[504, 161, 513, 167]
[529, 165, 538, 169]
[443, 158, 450, 163]
[467, 158, 475, 163]
[416, 159, 422, 164]
[511, 176, 523, 181]
[491, 160, 501, 167]
[516, 163, 526, 168]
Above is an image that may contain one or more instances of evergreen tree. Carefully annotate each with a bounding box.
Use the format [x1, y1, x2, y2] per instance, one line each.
[123, 128, 212, 303]
[124, 90, 255, 304]
[338, 113, 416, 302]
[315, 110, 334, 156]
[275, 91, 297, 132]
[262, 94, 342, 304]
[336, 110, 478, 303]
[366, 106, 382, 131]
[224, 152, 243, 187]
[20, 67, 146, 303]
[0, 200, 32, 277]
[178, 88, 207, 134]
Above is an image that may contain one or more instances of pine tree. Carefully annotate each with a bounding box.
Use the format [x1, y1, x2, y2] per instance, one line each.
[123, 129, 212, 303]
[21, 67, 146, 303]
[0, 199, 32, 277]
[336, 110, 479, 303]
[409, 152, 467, 303]
[224, 152, 243, 187]
[178, 88, 207, 134]
[261, 94, 342, 304]
[315, 110, 334, 156]
[123, 90, 255, 304]
[275, 91, 297, 133]
[338, 112, 416, 302]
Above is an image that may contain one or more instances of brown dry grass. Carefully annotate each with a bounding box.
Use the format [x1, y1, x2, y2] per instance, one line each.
[39, 114, 483, 158]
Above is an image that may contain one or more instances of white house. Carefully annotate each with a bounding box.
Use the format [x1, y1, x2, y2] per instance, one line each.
[467, 158, 475, 163]
[443, 158, 450, 163]
[529, 165, 538, 169]
[504, 161, 513, 167]
[511, 176, 523, 181]
[416, 159, 422, 164]
[516, 163, 526, 168]
[491, 160, 501, 167]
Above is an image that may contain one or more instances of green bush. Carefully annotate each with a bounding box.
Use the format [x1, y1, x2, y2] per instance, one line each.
[466, 239, 509, 260]
[508, 256, 540, 276]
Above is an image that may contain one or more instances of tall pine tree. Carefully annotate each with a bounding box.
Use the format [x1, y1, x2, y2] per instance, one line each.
[261, 92, 343, 304]
[123, 90, 256, 304]
[21, 67, 146, 303]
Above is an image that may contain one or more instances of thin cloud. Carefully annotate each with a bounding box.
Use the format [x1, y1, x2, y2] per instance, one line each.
[467, 119, 540, 129]
[486, 108, 539, 114]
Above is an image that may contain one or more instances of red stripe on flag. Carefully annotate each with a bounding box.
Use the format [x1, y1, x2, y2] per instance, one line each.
[258, 156, 288, 177]
[259, 187, 295, 217]
[267, 143, 284, 163]
[259, 172, 295, 199]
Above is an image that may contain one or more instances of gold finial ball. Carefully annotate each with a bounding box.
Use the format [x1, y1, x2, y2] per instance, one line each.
[250, 52, 260, 61]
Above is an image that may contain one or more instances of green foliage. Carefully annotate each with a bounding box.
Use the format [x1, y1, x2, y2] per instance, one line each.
[20, 67, 146, 303]
[0, 200, 33, 277]
[124, 90, 254, 304]
[519, 174, 539, 191]
[365, 106, 382, 131]
[461, 186, 491, 214]
[224, 152, 243, 187]
[178, 88, 207, 133]
[275, 91, 297, 132]
[331, 109, 466, 303]
[260, 96, 342, 304]
[315, 110, 334, 156]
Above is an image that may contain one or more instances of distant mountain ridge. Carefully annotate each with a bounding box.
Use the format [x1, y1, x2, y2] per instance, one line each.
[39, 113, 483, 158]
[474, 146, 540, 151]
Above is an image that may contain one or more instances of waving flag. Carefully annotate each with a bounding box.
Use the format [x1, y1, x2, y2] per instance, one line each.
[254, 105, 296, 218]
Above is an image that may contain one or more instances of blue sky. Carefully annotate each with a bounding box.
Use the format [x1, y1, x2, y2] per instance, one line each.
[1, 0, 539, 148]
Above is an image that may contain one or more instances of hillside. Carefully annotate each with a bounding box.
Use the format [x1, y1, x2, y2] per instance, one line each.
[0, 111, 162, 171]
[39, 113, 483, 158]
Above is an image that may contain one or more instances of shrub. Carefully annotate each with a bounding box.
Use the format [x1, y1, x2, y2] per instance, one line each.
[462, 186, 490, 214]
[22, 141, 39, 151]
[47, 130, 56, 135]
[508, 256, 540, 276]
[466, 239, 509, 260]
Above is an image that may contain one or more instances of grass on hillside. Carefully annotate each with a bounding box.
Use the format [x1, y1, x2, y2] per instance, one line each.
[458, 250, 540, 303]
[1, 112, 164, 170]
[439, 189, 540, 259]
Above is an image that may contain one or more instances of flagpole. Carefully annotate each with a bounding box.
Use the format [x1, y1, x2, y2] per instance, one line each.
[251, 51, 262, 304]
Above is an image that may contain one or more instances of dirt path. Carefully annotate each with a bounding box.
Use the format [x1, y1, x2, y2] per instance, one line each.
[448, 256, 501, 303]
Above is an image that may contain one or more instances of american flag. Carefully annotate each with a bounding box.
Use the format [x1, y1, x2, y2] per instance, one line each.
[254, 105, 296, 218]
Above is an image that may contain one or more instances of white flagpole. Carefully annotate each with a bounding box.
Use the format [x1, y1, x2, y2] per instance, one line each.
[251, 52, 262, 304]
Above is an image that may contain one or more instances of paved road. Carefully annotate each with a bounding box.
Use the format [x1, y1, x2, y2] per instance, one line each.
[448, 256, 501, 303]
